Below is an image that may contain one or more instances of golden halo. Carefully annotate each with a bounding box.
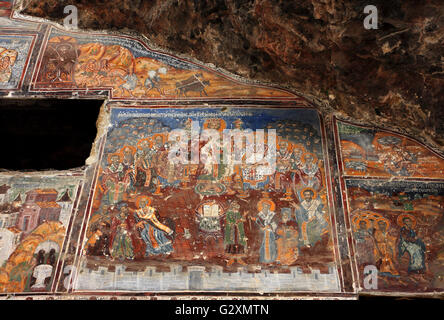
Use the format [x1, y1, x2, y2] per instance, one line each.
[301, 152, 318, 164]
[120, 145, 136, 156]
[107, 152, 122, 164]
[397, 213, 417, 228]
[375, 217, 390, 229]
[136, 195, 152, 208]
[137, 138, 153, 149]
[257, 198, 276, 211]
[300, 187, 317, 200]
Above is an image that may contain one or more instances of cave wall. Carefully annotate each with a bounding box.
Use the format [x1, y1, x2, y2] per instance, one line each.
[0, 1, 442, 299]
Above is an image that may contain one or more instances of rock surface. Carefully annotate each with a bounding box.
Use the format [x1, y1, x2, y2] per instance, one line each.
[20, 0, 444, 151]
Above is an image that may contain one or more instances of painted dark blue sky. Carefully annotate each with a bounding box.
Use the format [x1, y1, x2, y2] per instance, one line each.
[110, 107, 322, 134]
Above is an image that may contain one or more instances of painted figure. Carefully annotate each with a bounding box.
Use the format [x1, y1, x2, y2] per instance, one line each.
[353, 218, 375, 265]
[144, 67, 167, 95]
[224, 201, 247, 266]
[373, 219, 399, 277]
[274, 139, 292, 199]
[276, 208, 299, 265]
[101, 153, 127, 205]
[119, 72, 138, 96]
[296, 153, 322, 191]
[135, 139, 154, 190]
[0, 54, 13, 82]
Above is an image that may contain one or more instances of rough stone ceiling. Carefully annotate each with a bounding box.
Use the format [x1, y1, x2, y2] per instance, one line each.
[20, 0, 444, 151]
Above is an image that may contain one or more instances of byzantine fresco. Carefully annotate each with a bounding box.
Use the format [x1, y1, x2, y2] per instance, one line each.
[75, 106, 340, 292]
[0, 0, 12, 18]
[0, 174, 81, 294]
[346, 180, 444, 292]
[0, 1, 39, 30]
[33, 28, 294, 99]
[0, 34, 34, 89]
[337, 121, 444, 179]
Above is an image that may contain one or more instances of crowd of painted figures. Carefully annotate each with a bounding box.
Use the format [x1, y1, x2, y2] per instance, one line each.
[85, 116, 331, 266]
[353, 211, 427, 276]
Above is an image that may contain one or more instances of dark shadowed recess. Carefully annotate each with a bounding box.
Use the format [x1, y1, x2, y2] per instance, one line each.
[0, 99, 103, 171]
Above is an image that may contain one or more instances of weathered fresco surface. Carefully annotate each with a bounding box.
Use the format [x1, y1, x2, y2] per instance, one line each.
[72, 106, 340, 293]
[0, 173, 82, 294]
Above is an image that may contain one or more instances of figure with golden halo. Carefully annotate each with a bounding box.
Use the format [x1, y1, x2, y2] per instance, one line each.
[397, 214, 426, 274]
[373, 218, 399, 277]
[291, 188, 327, 248]
[101, 153, 127, 205]
[121, 146, 137, 193]
[254, 198, 278, 264]
[0, 54, 13, 82]
[134, 196, 174, 256]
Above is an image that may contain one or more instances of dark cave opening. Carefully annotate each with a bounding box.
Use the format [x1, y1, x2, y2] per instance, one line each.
[0, 99, 103, 171]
